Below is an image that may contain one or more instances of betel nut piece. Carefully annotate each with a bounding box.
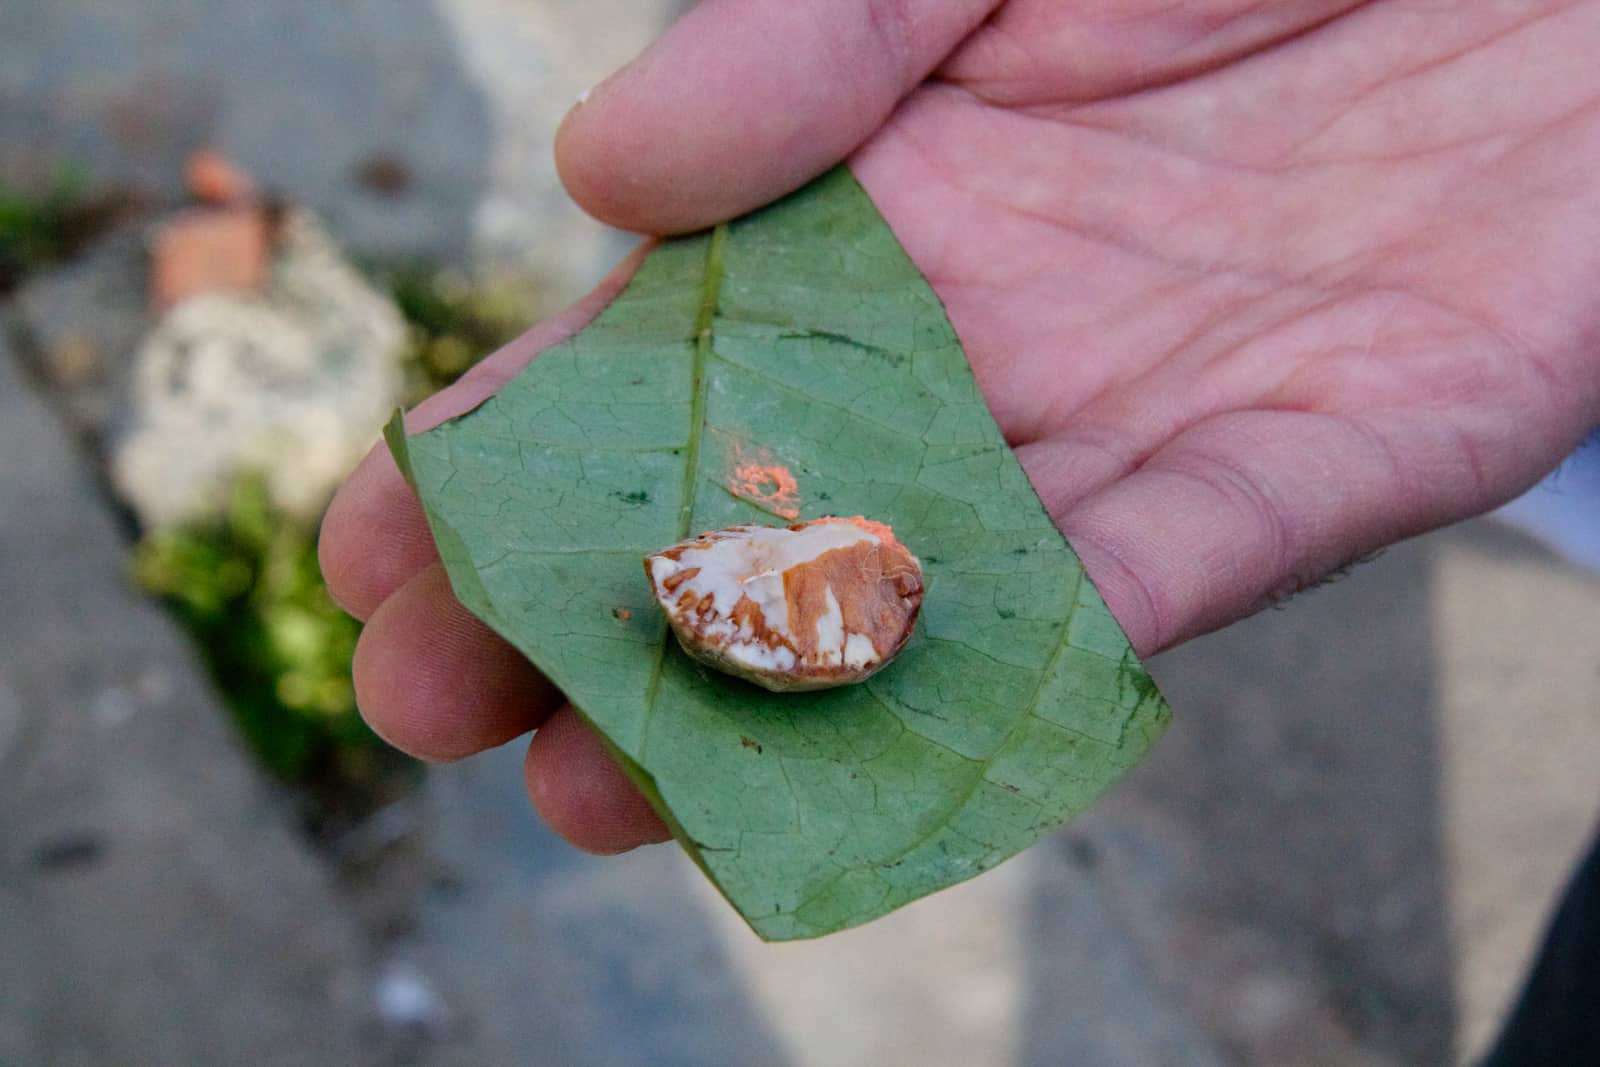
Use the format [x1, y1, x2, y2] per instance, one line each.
[644, 517, 924, 692]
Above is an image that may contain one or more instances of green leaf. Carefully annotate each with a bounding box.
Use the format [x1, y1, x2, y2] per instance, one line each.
[390, 167, 1170, 939]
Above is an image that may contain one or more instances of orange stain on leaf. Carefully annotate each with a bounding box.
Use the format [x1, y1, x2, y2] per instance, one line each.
[725, 441, 801, 520]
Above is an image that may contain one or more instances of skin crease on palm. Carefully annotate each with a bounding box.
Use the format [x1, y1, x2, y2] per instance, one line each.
[320, 0, 1600, 854]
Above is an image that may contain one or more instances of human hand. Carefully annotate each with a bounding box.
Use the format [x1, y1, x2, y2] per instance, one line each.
[321, 0, 1600, 853]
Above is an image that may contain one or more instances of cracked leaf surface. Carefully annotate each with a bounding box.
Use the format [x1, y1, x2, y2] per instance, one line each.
[391, 167, 1170, 939]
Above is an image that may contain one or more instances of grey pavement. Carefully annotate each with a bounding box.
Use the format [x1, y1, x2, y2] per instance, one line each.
[0, 336, 365, 1065]
[403, 745, 787, 1066]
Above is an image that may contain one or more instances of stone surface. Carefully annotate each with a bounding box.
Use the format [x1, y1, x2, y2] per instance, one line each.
[0, 0, 686, 300]
[7, 220, 150, 441]
[1131, 533, 1458, 1065]
[1430, 524, 1600, 1061]
[693, 831, 1227, 1067]
[699, 848, 1041, 1066]
[111, 209, 405, 525]
[0, 336, 365, 1065]
[372, 741, 788, 1066]
[1116, 521, 1599, 1065]
[429, 0, 685, 293]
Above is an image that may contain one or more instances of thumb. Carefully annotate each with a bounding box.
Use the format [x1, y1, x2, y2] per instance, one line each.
[556, 0, 999, 234]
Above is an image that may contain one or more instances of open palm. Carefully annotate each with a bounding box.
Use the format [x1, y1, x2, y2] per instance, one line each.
[322, 0, 1600, 852]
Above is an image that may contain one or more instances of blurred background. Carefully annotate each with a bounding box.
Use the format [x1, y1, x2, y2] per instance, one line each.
[1, 3, 1596, 1064]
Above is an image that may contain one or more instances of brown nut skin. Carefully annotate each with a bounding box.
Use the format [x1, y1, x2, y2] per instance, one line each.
[644, 517, 923, 692]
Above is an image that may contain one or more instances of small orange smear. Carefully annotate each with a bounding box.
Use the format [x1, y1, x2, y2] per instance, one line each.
[726, 442, 801, 520]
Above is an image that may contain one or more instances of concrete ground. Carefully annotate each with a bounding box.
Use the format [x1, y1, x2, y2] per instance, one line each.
[0, 339, 365, 1066]
[4, 329, 1596, 1065]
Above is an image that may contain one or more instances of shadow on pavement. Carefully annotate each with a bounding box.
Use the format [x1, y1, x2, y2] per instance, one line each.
[1022, 534, 1455, 1065]
[399, 741, 789, 1065]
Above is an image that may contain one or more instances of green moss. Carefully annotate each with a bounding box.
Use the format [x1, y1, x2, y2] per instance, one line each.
[0, 164, 130, 294]
[133, 476, 377, 780]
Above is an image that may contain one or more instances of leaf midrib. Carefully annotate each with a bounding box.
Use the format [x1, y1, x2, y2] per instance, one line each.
[676, 223, 729, 539]
[636, 224, 729, 764]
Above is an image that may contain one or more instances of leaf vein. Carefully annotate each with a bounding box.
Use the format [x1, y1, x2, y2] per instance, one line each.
[638, 225, 729, 763]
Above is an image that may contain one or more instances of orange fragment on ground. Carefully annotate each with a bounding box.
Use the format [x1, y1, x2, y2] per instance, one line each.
[149, 206, 271, 312]
[185, 149, 257, 205]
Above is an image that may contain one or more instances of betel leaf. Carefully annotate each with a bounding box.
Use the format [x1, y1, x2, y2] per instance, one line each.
[388, 167, 1170, 940]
